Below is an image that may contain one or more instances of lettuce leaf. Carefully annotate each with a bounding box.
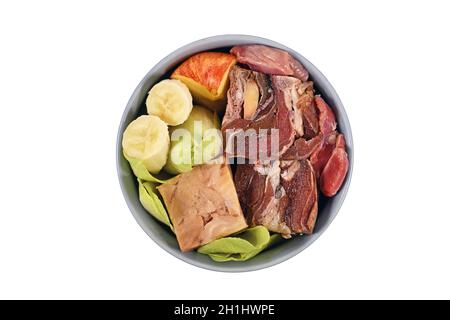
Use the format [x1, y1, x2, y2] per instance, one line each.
[138, 179, 173, 231]
[197, 226, 281, 262]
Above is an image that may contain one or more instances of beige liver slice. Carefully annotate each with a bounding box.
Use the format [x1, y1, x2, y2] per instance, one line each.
[158, 162, 247, 252]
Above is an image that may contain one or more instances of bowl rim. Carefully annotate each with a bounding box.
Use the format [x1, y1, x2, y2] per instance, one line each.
[116, 34, 354, 272]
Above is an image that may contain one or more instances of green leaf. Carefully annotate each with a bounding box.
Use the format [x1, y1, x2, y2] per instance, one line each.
[124, 152, 167, 183]
[197, 237, 258, 255]
[138, 179, 173, 231]
[197, 226, 277, 262]
[206, 234, 282, 262]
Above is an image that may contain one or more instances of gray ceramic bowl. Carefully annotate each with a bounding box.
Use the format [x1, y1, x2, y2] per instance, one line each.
[116, 35, 353, 272]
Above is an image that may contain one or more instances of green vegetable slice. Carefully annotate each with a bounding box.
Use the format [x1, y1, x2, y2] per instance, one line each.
[138, 179, 173, 231]
[163, 139, 193, 175]
[163, 106, 222, 174]
[197, 226, 281, 262]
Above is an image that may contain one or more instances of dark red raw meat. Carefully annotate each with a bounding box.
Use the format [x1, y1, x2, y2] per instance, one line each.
[281, 134, 323, 161]
[227, 63, 349, 237]
[320, 145, 349, 197]
[231, 45, 309, 82]
[280, 159, 318, 234]
[297, 81, 319, 139]
[222, 66, 298, 160]
[310, 131, 337, 177]
[234, 159, 318, 237]
[315, 96, 337, 136]
[235, 162, 291, 236]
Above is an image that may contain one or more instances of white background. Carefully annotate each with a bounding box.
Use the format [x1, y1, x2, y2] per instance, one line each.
[1, 0, 449, 299]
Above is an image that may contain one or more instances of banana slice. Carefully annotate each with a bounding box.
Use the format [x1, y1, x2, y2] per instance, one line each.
[146, 79, 193, 126]
[122, 115, 170, 174]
